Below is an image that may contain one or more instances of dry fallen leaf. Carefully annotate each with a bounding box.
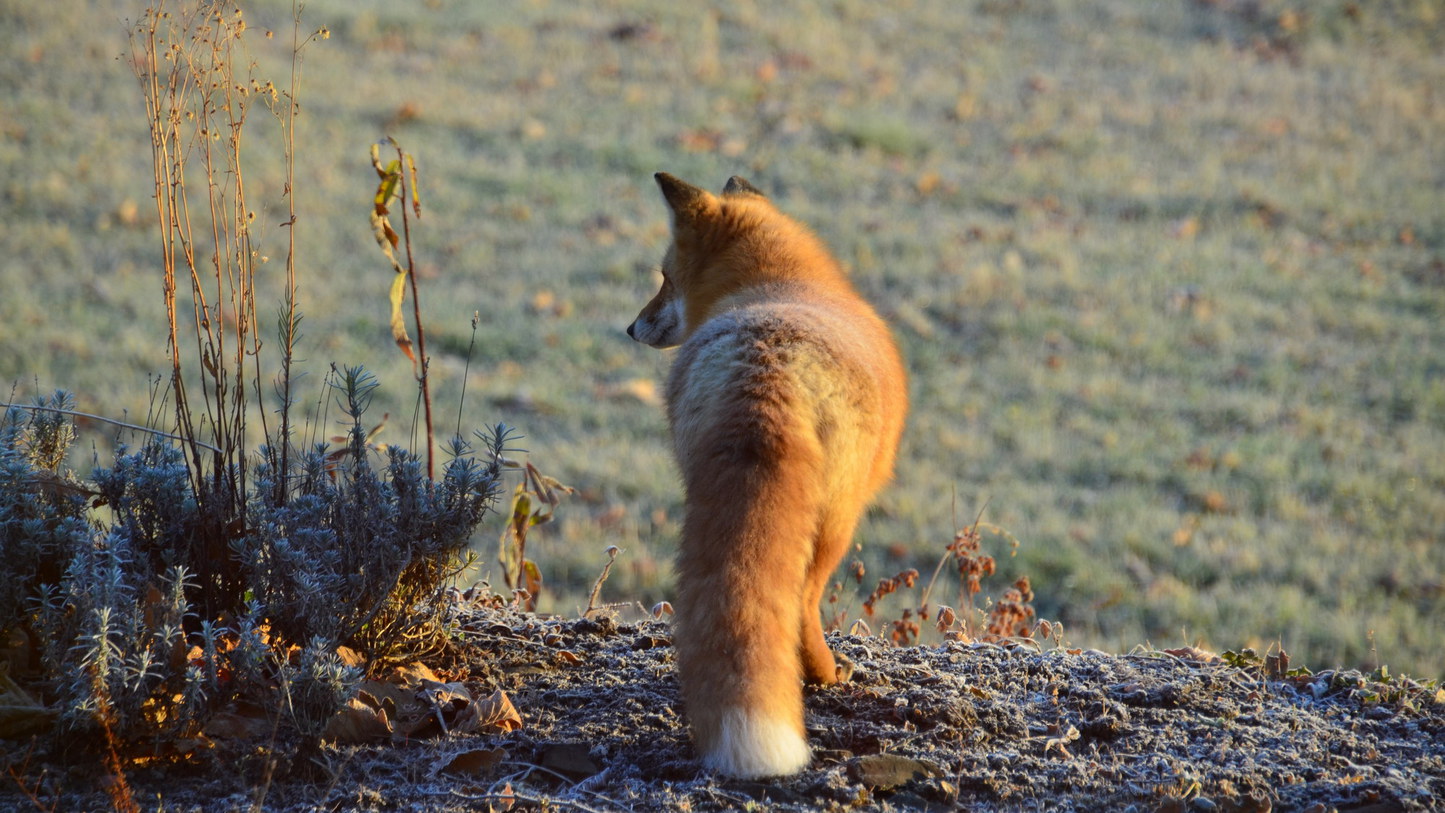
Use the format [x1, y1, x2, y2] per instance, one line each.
[1163, 647, 1220, 663]
[475, 688, 523, 735]
[391, 661, 440, 686]
[323, 696, 393, 744]
[0, 669, 56, 738]
[408, 679, 522, 738]
[418, 678, 472, 711]
[495, 781, 517, 811]
[356, 680, 412, 718]
[439, 747, 506, 777]
[1170, 216, 1200, 240]
[600, 378, 662, 406]
[1044, 724, 1080, 756]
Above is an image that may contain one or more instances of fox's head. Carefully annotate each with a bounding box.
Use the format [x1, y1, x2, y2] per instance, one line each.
[626, 172, 772, 349]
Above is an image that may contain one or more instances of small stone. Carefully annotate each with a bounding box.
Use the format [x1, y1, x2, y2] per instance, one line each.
[848, 754, 937, 790]
[539, 743, 600, 778]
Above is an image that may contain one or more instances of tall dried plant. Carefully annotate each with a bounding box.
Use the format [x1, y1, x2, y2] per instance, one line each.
[132, 0, 255, 488]
[128, 1, 325, 614]
[131, 1, 253, 613]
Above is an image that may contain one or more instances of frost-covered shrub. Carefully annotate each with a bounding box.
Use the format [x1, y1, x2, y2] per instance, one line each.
[33, 543, 205, 742]
[241, 366, 508, 667]
[0, 394, 91, 640]
[5, 378, 507, 752]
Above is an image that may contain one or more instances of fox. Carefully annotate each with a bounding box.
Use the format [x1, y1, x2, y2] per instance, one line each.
[627, 172, 907, 779]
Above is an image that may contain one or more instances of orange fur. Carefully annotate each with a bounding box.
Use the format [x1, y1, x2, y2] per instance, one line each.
[628, 173, 908, 778]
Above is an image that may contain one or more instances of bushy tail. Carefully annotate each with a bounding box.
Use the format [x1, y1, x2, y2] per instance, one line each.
[673, 424, 824, 779]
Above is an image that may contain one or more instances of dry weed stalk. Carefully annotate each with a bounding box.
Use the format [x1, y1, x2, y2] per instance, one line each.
[132, 1, 259, 493]
[584, 546, 624, 618]
[266, 6, 327, 501]
[3, 739, 59, 813]
[95, 702, 139, 813]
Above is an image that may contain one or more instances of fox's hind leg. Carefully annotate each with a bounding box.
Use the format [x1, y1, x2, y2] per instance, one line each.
[800, 507, 863, 684]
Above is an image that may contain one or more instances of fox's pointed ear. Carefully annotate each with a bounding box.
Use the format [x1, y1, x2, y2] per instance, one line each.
[655, 172, 716, 223]
[722, 175, 766, 198]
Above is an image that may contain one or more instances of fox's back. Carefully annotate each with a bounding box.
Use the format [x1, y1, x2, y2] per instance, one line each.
[666, 281, 905, 501]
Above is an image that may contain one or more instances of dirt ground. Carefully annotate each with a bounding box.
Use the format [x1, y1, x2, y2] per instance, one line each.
[5, 606, 1443, 812]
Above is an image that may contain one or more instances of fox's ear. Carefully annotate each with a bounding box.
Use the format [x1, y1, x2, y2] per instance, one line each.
[655, 172, 717, 224]
[722, 175, 766, 198]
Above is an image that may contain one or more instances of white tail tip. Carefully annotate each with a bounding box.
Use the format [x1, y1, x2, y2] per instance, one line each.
[701, 707, 811, 779]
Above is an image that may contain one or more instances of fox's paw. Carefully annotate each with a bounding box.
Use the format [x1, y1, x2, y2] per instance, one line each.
[803, 650, 855, 685]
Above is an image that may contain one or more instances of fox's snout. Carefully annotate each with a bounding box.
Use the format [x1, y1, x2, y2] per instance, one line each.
[628, 284, 684, 349]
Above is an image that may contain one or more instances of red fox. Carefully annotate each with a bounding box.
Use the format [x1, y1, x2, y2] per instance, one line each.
[628, 173, 907, 778]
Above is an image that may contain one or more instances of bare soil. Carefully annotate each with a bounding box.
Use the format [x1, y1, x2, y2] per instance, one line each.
[5, 608, 1442, 812]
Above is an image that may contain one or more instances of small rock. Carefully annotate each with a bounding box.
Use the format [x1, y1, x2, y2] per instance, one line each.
[630, 635, 670, 650]
[848, 754, 937, 789]
[540, 743, 600, 778]
[573, 616, 617, 636]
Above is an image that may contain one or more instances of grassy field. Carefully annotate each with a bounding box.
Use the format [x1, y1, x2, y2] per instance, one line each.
[2, 0, 1442, 677]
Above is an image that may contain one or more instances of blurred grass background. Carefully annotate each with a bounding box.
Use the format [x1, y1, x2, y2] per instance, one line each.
[2, 0, 1441, 676]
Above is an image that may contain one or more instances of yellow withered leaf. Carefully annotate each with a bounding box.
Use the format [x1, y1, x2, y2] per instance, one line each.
[390, 269, 416, 364]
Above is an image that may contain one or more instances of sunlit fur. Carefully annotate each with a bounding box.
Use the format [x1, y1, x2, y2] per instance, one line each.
[629, 173, 908, 779]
